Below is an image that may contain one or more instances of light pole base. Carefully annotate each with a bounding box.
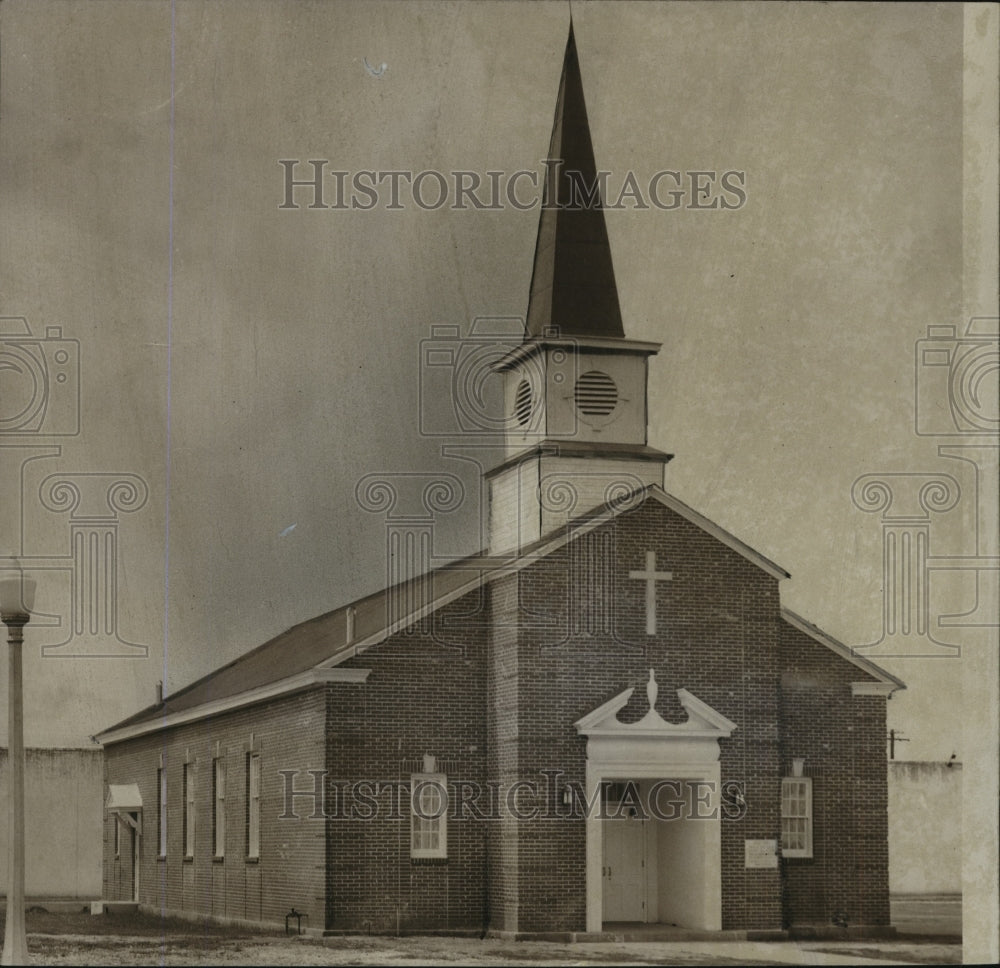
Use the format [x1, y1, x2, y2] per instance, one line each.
[0, 919, 29, 967]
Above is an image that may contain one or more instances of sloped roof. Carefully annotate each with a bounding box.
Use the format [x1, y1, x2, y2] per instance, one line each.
[106, 783, 142, 810]
[96, 485, 898, 744]
[781, 608, 906, 690]
[98, 544, 513, 737]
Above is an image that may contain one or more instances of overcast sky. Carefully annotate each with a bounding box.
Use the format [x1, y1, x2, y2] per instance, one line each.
[1, 0, 995, 792]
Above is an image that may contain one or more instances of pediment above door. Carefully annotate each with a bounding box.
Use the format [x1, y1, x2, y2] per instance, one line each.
[575, 669, 738, 741]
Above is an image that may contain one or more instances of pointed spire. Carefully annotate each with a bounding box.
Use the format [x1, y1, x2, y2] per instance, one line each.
[524, 22, 625, 341]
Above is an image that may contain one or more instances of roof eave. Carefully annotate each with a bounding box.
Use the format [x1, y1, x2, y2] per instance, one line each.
[492, 336, 662, 372]
[781, 607, 907, 691]
[645, 486, 791, 581]
[484, 441, 673, 480]
[95, 667, 371, 746]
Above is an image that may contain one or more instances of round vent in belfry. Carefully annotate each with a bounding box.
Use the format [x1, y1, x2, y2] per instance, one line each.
[514, 379, 533, 426]
[574, 370, 618, 416]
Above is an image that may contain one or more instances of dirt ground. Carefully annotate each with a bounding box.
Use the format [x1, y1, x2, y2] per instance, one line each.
[1, 911, 962, 966]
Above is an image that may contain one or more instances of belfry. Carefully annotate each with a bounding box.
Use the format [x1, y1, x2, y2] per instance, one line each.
[489, 25, 671, 554]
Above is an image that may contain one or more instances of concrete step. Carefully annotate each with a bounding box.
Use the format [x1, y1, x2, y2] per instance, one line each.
[90, 901, 139, 915]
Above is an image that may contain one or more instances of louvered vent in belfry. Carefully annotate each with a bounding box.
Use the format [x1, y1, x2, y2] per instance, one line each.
[515, 379, 533, 426]
[574, 370, 618, 416]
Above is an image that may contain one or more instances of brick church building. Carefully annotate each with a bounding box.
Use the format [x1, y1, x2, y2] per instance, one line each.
[97, 25, 903, 939]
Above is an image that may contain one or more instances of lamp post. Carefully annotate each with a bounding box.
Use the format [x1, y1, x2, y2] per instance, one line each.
[0, 573, 35, 967]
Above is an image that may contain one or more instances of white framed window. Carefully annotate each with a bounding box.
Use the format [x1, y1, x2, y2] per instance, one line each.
[247, 753, 261, 859]
[157, 767, 167, 858]
[410, 773, 448, 860]
[183, 763, 196, 858]
[213, 757, 226, 858]
[781, 777, 813, 858]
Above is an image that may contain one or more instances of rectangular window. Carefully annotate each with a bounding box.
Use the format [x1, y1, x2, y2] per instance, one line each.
[410, 773, 447, 860]
[113, 813, 120, 857]
[183, 763, 196, 858]
[781, 777, 813, 858]
[213, 757, 226, 858]
[247, 753, 260, 859]
[157, 767, 167, 858]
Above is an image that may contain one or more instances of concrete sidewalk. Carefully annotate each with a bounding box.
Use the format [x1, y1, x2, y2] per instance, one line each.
[668, 941, 954, 965]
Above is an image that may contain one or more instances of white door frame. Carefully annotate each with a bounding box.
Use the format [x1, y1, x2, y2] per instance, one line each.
[585, 758, 722, 931]
[114, 809, 142, 902]
[131, 817, 140, 902]
[107, 785, 143, 903]
[574, 672, 737, 934]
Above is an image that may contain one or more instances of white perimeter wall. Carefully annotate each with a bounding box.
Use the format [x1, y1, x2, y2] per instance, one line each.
[0, 748, 103, 899]
[888, 760, 962, 895]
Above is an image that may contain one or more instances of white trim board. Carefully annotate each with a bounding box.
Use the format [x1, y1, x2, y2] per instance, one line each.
[96, 667, 370, 746]
[782, 608, 906, 691]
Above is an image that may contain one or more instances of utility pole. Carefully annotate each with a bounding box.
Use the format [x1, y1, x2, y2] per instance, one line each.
[887, 728, 910, 760]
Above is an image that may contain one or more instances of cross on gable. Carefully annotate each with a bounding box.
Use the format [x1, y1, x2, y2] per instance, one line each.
[628, 550, 673, 635]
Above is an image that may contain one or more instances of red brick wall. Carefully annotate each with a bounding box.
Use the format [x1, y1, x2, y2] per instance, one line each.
[102, 495, 891, 936]
[103, 689, 328, 930]
[778, 622, 891, 927]
[327, 591, 489, 933]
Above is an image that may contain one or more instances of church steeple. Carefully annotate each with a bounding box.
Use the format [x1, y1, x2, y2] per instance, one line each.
[486, 20, 671, 555]
[525, 23, 624, 340]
